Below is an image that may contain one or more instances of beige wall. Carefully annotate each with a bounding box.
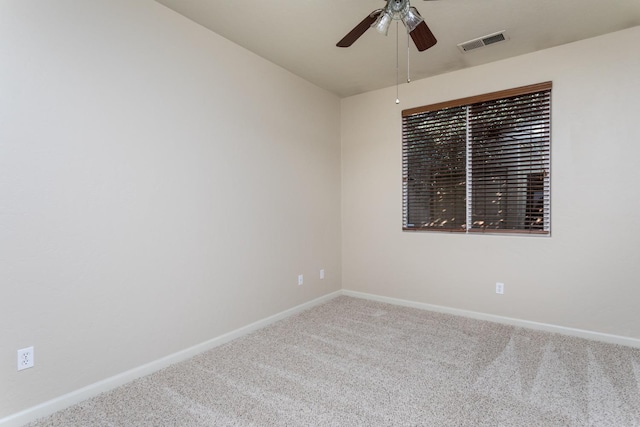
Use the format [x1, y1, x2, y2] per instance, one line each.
[341, 26, 640, 341]
[0, 0, 341, 418]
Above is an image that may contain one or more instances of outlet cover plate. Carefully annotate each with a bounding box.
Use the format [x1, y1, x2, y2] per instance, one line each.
[17, 346, 34, 371]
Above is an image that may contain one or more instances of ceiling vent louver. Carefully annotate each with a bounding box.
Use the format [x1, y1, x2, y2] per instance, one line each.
[458, 31, 508, 53]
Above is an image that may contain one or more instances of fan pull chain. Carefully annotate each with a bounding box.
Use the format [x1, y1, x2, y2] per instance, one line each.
[407, 31, 411, 83]
[395, 22, 400, 104]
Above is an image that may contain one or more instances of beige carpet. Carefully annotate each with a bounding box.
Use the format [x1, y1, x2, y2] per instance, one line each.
[27, 296, 640, 426]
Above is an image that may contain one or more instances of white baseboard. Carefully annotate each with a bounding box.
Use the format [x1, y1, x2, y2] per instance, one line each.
[342, 289, 640, 349]
[0, 291, 342, 427]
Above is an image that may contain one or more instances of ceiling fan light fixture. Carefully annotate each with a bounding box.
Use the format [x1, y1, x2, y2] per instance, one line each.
[337, 0, 437, 51]
[373, 12, 392, 35]
[402, 7, 423, 32]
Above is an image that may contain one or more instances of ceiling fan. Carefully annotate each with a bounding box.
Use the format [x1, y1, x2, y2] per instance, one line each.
[337, 0, 437, 51]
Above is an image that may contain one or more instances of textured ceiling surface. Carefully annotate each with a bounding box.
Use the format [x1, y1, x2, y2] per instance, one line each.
[155, 0, 640, 97]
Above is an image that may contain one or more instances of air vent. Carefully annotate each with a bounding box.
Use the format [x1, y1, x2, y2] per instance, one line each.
[458, 31, 508, 53]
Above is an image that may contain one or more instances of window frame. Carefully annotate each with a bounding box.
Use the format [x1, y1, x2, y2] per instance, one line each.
[402, 82, 551, 235]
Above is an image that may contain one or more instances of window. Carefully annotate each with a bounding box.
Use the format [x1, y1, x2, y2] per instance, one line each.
[402, 82, 551, 234]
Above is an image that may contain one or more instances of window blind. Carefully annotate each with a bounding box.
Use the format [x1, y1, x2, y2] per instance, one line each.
[402, 82, 551, 235]
[403, 106, 467, 230]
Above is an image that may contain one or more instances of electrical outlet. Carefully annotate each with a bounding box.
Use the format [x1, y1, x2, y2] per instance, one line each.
[320, 269, 325, 279]
[496, 282, 505, 295]
[17, 346, 34, 371]
[298, 274, 304, 286]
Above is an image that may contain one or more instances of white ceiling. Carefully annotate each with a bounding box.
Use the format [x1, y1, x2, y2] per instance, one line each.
[154, 0, 640, 98]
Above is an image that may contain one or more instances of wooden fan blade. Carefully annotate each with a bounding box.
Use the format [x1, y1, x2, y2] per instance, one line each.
[337, 10, 383, 48]
[410, 20, 437, 51]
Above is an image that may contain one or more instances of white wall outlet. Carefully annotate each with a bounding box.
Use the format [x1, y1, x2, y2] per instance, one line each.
[298, 274, 304, 286]
[17, 346, 34, 371]
[496, 282, 505, 294]
[320, 269, 325, 279]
